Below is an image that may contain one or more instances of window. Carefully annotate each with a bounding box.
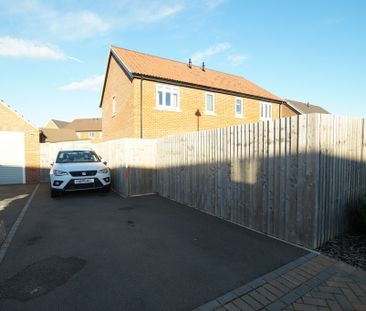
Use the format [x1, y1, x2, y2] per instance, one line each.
[205, 93, 215, 114]
[260, 102, 272, 120]
[112, 96, 116, 116]
[76, 132, 81, 139]
[89, 132, 95, 139]
[235, 98, 243, 117]
[156, 85, 179, 110]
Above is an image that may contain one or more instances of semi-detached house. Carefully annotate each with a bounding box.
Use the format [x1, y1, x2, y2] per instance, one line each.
[99, 46, 299, 140]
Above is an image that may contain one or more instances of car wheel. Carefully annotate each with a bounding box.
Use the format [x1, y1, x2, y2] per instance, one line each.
[50, 188, 60, 198]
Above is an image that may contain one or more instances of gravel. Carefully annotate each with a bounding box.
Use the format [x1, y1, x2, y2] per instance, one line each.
[318, 232, 366, 271]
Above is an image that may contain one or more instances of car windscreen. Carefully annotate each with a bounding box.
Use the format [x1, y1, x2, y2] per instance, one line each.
[56, 151, 101, 163]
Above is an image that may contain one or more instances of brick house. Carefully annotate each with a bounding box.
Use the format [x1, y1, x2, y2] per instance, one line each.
[44, 118, 102, 142]
[65, 118, 102, 142]
[0, 100, 40, 184]
[99, 46, 300, 140]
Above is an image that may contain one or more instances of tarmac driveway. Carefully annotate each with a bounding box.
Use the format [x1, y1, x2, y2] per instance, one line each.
[0, 184, 308, 311]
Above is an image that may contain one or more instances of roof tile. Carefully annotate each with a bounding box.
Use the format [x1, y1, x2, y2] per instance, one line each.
[111, 46, 282, 102]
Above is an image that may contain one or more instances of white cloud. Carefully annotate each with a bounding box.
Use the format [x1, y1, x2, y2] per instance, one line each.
[191, 42, 231, 64]
[59, 75, 104, 92]
[47, 11, 110, 40]
[138, 4, 183, 22]
[0, 36, 67, 60]
[204, 0, 226, 9]
[227, 54, 250, 65]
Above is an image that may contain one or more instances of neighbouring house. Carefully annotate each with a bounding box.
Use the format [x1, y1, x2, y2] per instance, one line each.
[285, 99, 329, 115]
[44, 119, 70, 129]
[44, 117, 102, 142]
[99, 46, 300, 140]
[65, 118, 102, 142]
[0, 100, 40, 184]
[40, 128, 79, 143]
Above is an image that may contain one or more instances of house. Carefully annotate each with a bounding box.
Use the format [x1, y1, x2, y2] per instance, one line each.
[44, 117, 102, 142]
[65, 118, 102, 142]
[0, 100, 40, 184]
[40, 128, 79, 143]
[44, 119, 70, 129]
[285, 99, 329, 115]
[99, 46, 299, 140]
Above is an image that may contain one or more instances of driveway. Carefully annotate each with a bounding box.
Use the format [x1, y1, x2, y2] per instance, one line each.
[0, 184, 308, 311]
[0, 184, 35, 246]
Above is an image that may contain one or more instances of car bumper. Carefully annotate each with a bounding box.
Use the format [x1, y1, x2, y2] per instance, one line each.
[50, 175, 111, 191]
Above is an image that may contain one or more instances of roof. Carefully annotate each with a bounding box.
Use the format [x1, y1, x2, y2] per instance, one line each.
[100, 46, 282, 106]
[41, 128, 79, 143]
[285, 99, 329, 115]
[50, 119, 70, 128]
[65, 118, 102, 132]
[0, 100, 39, 130]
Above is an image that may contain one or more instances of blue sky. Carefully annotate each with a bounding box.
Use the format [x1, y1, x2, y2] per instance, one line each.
[0, 0, 365, 127]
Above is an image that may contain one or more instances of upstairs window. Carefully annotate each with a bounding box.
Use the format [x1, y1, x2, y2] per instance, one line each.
[89, 132, 95, 139]
[235, 98, 243, 117]
[205, 93, 215, 114]
[260, 102, 272, 120]
[156, 85, 179, 110]
[112, 96, 116, 116]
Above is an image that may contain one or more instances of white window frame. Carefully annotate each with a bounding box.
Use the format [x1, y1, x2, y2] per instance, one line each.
[156, 84, 180, 111]
[260, 102, 272, 120]
[112, 96, 116, 117]
[89, 132, 95, 139]
[205, 92, 215, 115]
[76, 132, 81, 139]
[235, 97, 243, 118]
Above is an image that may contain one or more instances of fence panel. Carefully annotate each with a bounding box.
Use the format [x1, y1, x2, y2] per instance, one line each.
[39, 114, 366, 248]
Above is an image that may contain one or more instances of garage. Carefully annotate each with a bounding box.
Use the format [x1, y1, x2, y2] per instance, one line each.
[0, 100, 40, 185]
[0, 131, 25, 185]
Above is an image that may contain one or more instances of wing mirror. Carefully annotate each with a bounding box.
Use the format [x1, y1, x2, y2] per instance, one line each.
[103, 161, 107, 165]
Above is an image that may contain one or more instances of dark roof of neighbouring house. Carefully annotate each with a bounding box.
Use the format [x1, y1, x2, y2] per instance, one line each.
[65, 118, 102, 132]
[285, 99, 329, 115]
[50, 119, 70, 128]
[100, 46, 283, 107]
[41, 128, 79, 142]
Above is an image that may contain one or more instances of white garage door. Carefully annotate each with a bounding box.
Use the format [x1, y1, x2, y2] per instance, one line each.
[0, 131, 25, 185]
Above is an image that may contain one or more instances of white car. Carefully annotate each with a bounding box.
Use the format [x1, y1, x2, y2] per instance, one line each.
[50, 149, 111, 197]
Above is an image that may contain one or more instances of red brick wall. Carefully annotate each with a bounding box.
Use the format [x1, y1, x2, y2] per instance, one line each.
[101, 55, 136, 140]
[101, 61, 299, 139]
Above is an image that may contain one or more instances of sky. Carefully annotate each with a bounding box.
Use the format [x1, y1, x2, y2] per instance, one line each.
[0, 0, 365, 127]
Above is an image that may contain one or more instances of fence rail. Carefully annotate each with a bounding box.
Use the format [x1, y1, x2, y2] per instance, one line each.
[39, 114, 366, 248]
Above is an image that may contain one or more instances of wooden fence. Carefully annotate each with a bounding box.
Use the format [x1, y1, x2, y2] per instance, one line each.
[39, 114, 366, 248]
[155, 114, 366, 248]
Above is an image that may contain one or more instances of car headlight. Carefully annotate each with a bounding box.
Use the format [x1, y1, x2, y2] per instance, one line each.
[53, 170, 69, 176]
[98, 168, 109, 174]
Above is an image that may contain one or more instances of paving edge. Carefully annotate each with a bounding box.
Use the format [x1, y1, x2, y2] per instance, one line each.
[192, 252, 318, 311]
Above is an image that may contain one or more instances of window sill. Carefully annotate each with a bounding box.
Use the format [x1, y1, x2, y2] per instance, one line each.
[155, 106, 182, 112]
[205, 111, 217, 116]
[235, 115, 244, 119]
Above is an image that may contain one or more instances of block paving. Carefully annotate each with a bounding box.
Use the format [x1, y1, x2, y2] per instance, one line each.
[193, 253, 366, 311]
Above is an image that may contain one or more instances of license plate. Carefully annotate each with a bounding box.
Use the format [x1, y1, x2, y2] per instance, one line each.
[74, 178, 94, 184]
